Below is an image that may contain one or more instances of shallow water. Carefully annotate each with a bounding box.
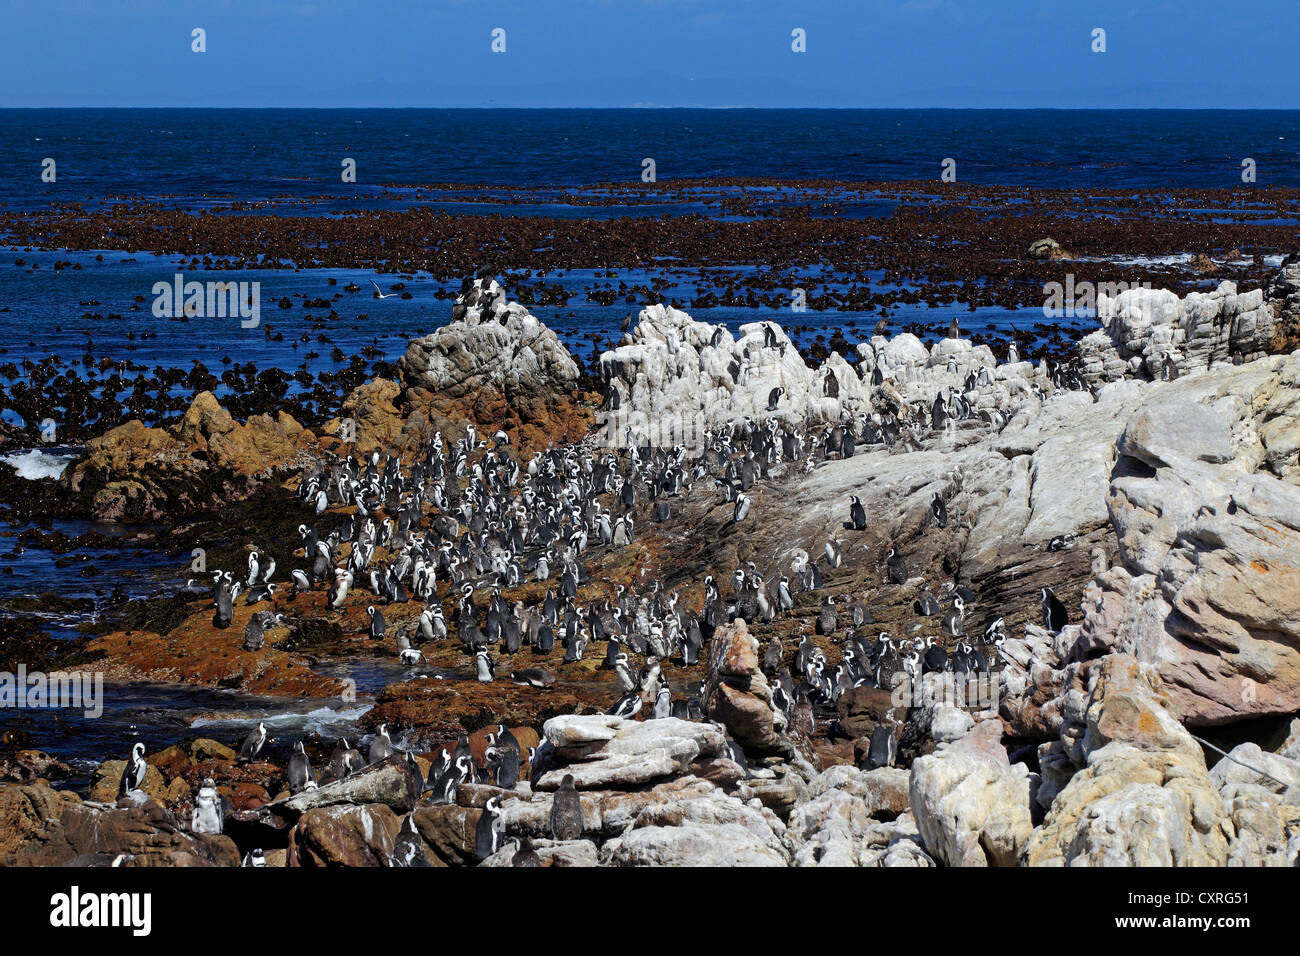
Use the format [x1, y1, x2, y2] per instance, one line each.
[0, 246, 1084, 429]
[0, 681, 372, 792]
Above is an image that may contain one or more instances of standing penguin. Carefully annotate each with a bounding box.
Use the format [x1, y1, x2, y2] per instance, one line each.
[238, 721, 267, 762]
[214, 580, 235, 629]
[118, 742, 147, 798]
[475, 648, 496, 683]
[762, 637, 783, 675]
[391, 813, 432, 867]
[287, 741, 317, 794]
[941, 596, 965, 638]
[885, 547, 908, 585]
[548, 773, 585, 840]
[863, 713, 899, 769]
[493, 723, 521, 764]
[487, 744, 520, 790]
[511, 837, 542, 867]
[791, 689, 815, 737]
[922, 636, 948, 674]
[488, 728, 520, 790]
[1041, 586, 1068, 633]
[243, 612, 267, 651]
[368, 723, 394, 764]
[329, 738, 359, 779]
[848, 495, 867, 531]
[367, 605, 386, 640]
[930, 492, 948, 529]
[816, 595, 838, 635]
[474, 795, 506, 861]
[191, 777, 225, 834]
[653, 683, 672, 719]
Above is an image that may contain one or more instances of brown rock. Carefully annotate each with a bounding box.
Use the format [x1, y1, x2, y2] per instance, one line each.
[410, 804, 483, 866]
[88, 759, 168, 804]
[0, 749, 73, 784]
[84, 606, 346, 698]
[336, 377, 404, 454]
[287, 804, 401, 867]
[836, 685, 896, 739]
[2, 792, 239, 867]
[701, 620, 782, 755]
[61, 390, 315, 520]
[1028, 237, 1070, 260]
[186, 738, 237, 762]
[362, 677, 601, 748]
[0, 783, 82, 857]
[163, 777, 192, 806]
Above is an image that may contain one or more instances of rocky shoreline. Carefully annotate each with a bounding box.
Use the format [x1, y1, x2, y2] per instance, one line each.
[2, 259, 1299, 866]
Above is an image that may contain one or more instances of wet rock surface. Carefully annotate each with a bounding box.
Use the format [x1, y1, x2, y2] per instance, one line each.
[61, 390, 317, 520]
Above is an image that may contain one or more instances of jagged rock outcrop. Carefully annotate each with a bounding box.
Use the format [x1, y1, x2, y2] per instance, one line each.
[788, 765, 913, 866]
[229, 753, 422, 845]
[287, 804, 402, 867]
[332, 377, 405, 454]
[487, 719, 791, 866]
[598, 304, 868, 443]
[535, 715, 742, 791]
[701, 619, 786, 756]
[0, 783, 83, 858]
[61, 390, 315, 520]
[1083, 354, 1300, 723]
[400, 278, 592, 452]
[700, 370, 1147, 660]
[908, 718, 1034, 866]
[1077, 277, 1276, 382]
[0, 783, 239, 866]
[988, 351, 1300, 733]
[1268, 257, 1300, 352]
[1024, 655, 1300, 866]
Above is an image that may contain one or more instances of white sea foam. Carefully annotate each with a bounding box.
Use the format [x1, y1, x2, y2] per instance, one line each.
[190, 703, 372, 737]
[0, 447, 81, 480]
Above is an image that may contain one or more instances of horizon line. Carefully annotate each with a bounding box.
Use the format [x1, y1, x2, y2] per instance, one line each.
[2, 105, 1298, 112]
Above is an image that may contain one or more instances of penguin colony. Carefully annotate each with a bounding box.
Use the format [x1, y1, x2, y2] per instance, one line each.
[118, 294, 1091, 863]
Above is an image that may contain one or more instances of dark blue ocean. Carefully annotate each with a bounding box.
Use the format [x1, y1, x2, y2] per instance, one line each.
[4, 108, 1300, 206]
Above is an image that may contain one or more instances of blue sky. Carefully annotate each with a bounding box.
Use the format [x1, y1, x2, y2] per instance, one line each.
[2, 0, 1296, 108]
